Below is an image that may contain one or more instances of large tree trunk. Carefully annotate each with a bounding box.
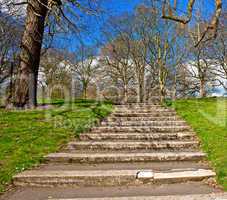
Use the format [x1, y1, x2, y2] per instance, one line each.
[14, 0, 48, 108]
[159, 81, 165, 104]
[83, 83, 88, 99]
[6, 62, 14, 108]
[137, 71, 145, 103]
[159, 65, 167, 104]
[123, 84, 128, 104]
[138, 82, 144, 103]
[199, 79, 206, 98]
[172, 74, 177, 100]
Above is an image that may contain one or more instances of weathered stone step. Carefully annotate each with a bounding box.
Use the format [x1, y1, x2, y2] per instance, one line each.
[106, 116, 181, 122]
[92, 126, 191, 133]
[113, 113, 178, 117]
[115, 104, 163, 108]
[67, 141, 199, 151]
[80, 132, 196, 141]
[114, 107, 175, 112]
[116, 103, 161, 106]
[4, 182, 222, 200]
[13, 168, 215, 187]
[47, 193, 227, 200]
[39, 160, 210, 171]
[113, 109, 176, 114]
[45, 152, 206, 164]
[101, 121, 187, 126]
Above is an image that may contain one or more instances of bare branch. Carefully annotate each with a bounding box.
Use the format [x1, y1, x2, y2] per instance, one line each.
[162, 0, 223, 47]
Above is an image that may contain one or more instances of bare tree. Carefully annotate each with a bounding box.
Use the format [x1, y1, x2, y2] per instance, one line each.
[39, 48, 72, 99]
[162, 0, 223, 47]
[71, 45, 100, 99]
[101, 36, 135, 103]
[134, 4, 186, 103]
[208, 12, 227, 90]
[3, 0, 100, 108]
[187, 19, 220, 97]
[100, 3, 185, 103]
[0, 16, 21, 85]
[0, 15, 22, 107]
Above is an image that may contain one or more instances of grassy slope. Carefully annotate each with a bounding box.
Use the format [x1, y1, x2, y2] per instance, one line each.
[0, 100, 112, 192]
[169, 98, 227, 190]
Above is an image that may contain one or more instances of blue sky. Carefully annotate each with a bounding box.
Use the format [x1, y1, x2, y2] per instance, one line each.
[53, 0, 220, 52]
[54, 0, 143, 51]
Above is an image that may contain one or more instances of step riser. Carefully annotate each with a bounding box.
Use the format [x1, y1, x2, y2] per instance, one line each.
[13, 170, 215, 188]
[50, 194, 227, 200]
[106, 117, 181, 122]
[80, 133, 196, 141]
[101, 122, 187, 126]
[13, 176, 139, 187]
[113, 111, 176, 114]
[113, 113, 178, 117]
[115, 107, 166, 111]
[115, 105, 163, 108]
[67, 142, 199, 151]
[45, 155, 205, 164]
[92, 127, 191, 133]
[114, 109, 175, 113]
[14, 177, 213, 187]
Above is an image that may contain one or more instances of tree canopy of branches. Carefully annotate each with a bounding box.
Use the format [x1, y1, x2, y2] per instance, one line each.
[0, 16, 21, 85]
[162, 0, 223, 47]
[70, 45, 100, 99]
[101, 35, 135, 103]
[3, 0, 100, 108]
[0, 14, 22, 107]
[100, 3, 187, 103]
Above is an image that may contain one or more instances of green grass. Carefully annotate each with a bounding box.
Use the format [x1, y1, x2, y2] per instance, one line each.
[0, 99, 113, 193]
[167, 97, 227, 190]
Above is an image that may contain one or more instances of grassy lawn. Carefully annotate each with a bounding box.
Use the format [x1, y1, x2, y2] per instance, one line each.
[0, 99, 112, 193]
[168, 98, 227, 190]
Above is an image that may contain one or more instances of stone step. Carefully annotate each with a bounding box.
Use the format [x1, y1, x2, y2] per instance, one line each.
[112, 113, 178, 117]
[38, 160, 211, 171]
[101, 121, 187, 126]
[92, 126, 191, 133]
[116, 103, 161, 106]
[106, 116, 181, 122]
[66, 141, 199, 151]
[45, 193, 227, 200]
[80, 132, 196, 141]
[115, 104, 163, 108]
[45, 152, 206, 164]
[114, 107, 175, 112]
[13, 168, 215, 187]
[113, 109, 176, 114]
[4, 182, 222, 199]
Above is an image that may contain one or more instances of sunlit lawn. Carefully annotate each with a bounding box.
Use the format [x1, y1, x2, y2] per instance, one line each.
[0, 99, 112, 192]
[169, 98, 227, 190]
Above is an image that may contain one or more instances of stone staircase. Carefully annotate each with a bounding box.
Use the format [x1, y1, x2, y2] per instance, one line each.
[11, 104, 222, 200]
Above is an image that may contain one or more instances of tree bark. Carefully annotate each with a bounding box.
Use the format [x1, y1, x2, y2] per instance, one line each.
[14, 0, 48, 108]
[83, 83, 88, 99]
[199, 79, 206, 98]
[160, 81, 165, 104]
[172, 73, 177, 100]
[138, 82, 144, 103]
[6, 62, 14, 107]
[137, 71, 145, 103]
[123, 84, 128, 103]
[159, 65, 167, 104]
